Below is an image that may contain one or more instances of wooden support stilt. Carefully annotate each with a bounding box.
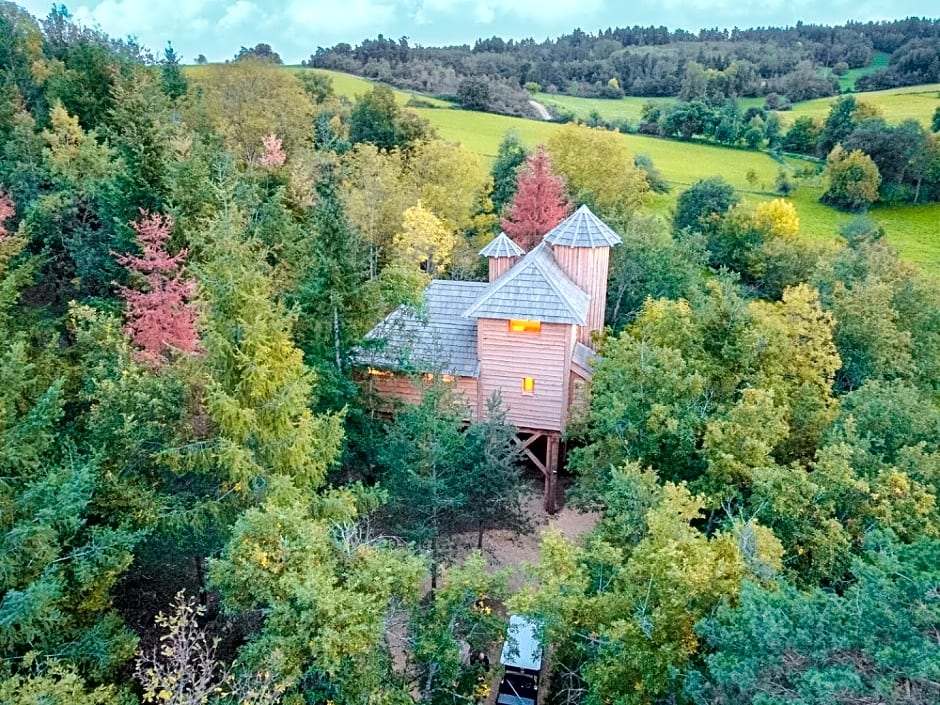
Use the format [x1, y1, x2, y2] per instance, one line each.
[514, 431, 547, 474]
[544, 435, 559, 514]
[513, 430, 562, 514]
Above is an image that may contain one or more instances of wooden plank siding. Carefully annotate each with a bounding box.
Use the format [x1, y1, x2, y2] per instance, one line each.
[477, 319, 574, 432]
[550, 245, 610, 345]
[488, 257, 518, 282]
[370, 374, 477, 419]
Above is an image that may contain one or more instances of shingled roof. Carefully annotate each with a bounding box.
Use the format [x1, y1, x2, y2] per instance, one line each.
[544, 204, 622, 248]
[462, 243, 590, 324]
[479, 232, 524, 258]
[359, 280, 488, 378]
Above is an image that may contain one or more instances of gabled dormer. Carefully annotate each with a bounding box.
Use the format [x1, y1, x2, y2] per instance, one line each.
[464, 242, 590, 325]
[463, 243, 589, 431]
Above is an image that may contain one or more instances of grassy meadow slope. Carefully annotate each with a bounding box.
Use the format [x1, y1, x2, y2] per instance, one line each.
[535, 83, 939, 129]
[535, 93, 669, 124]
[781, 83, 940, 127]
[824, 51, 891, 92]
[311, 69, 939, 273]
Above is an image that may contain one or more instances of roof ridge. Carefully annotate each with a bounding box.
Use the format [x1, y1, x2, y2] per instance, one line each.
[462, 243, 544, 318]
[530, 246, 590, 317]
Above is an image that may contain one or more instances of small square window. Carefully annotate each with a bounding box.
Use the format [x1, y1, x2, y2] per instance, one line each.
[509, 319, 541, 333]
[522, 377, 535, 394]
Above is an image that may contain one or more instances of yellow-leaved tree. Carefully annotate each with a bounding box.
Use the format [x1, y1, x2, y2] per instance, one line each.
[753, 198, 800, 240]
[402, 139, 487, 233]
[513, 474, 783, 705]
[186, 57, 315, 162]
[392, 202, 457, 277]
[341, 143, 409, 278]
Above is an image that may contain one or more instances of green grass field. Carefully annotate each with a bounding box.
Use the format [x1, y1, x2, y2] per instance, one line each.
[780, 83, 940, 127]
[302, 69, 453, 108]
[535, 93, 671, 125]
[536, 80, 939, 129]
[411, 106, 938, 273]
[819, 51, 890, 92]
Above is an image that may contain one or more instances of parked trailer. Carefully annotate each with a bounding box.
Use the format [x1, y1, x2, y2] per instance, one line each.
[496, 616, 543, 705]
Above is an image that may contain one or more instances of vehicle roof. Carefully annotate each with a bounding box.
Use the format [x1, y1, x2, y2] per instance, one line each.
[499, 615, 543, 671]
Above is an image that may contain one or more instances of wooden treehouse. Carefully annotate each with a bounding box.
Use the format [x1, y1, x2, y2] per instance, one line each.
[358, 205, 621, 512]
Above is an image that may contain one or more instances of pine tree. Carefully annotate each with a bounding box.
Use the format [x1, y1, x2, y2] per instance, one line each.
[501, 145, 570, 250]
[463, 392, 528, 549]
[294, 174, 371, 380]
[116, 211, 201, 366]
[160, 42, 187, 100]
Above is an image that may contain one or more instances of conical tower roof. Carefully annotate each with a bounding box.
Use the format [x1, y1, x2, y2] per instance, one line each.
[543, 204, 622, 248]
[479, 231, 525, 258]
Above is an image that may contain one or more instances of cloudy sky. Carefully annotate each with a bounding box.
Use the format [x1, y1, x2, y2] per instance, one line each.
[13, 0, 935, 63]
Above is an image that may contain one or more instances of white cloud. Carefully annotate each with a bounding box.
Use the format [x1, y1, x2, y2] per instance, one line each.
[285, 0, 397, 34]
[414, 0, 604, 26]
[473, 2, 495, 24]
[72, 0, 206, 35]
[219, 0, 261, 29]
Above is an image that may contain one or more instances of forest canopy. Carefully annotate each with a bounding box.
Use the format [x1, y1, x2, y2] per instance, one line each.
[309, 18, 940, 115]
[0, 4, 938, 705]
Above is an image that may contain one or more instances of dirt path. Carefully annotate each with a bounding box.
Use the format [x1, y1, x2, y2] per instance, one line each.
[528, 99, 553, 121]
[453, 484, 599, 587]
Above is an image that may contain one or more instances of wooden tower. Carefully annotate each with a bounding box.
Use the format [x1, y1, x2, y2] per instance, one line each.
[544, 205, 622, 346]
[479, 231, 524, 282]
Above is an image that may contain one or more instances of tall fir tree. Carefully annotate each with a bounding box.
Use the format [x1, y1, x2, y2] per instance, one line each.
[188, 206, 344, 492]
[490, 130, 528, 214]
[293, 173, 373, 410]
[159, 42, 187, 100]
[501, 145, 570, 250]
[116, 211, 201, 366]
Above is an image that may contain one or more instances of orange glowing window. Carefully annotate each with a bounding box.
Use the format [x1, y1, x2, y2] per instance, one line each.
[368, 368, 393, 378]
[508, 319, 541, 333]
[522, 376, 535, 394]
[421, 373, 455, 383]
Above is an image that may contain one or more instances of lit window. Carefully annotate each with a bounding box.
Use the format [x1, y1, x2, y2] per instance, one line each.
[522, 377, 535, 394]
[368, 368, 393, 378]
[422, 373, 455, 383]
[508, 319, 541, 333]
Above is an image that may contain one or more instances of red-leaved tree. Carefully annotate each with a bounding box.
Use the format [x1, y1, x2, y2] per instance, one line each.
[501, 145, 570, 250]
[260, 133, 286, 168]
[0, 190, 14, 240]
[116, 212, 201, 366]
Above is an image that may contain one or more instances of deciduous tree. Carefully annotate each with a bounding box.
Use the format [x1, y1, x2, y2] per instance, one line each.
[187, 58, 314, 162]
[821, 144, 881, 212]
[393, 201, 456, 276]
[673, 176, 739, 235]
[547, 123, 649, 222]
[209, 479, 424, 700]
